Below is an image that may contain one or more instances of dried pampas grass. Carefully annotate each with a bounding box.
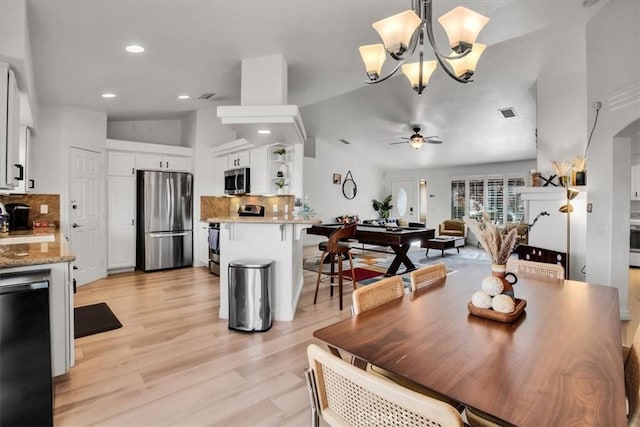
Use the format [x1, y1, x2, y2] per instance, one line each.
[464, 210, 518, 265]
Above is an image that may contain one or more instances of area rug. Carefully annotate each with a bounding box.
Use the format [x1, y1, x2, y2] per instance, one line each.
[341, 267, 383, 282]
[74, 302, 122, 338]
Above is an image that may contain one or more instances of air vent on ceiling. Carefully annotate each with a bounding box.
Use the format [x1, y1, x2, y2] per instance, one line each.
[499, 107, 517, 118]
[339, 139, 351, 145]
[582, 0, 599, 7]
[197, 92, 216, 100]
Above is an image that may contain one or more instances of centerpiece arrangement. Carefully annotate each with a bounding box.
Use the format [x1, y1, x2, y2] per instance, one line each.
[464, 211, 526, 322]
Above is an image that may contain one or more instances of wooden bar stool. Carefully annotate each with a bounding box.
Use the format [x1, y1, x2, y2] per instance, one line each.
[313, 223, 357, 310]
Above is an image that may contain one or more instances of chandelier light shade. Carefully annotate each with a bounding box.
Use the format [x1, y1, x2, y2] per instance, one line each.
[359, 0, 489, 94]
[358, 44, 387, 80]
[445, 43, 486, 80]
[409, 135, 425, 149]
[437, 6, 490, 53]
[372, 10, 422, 57]
[401, 60, 437, 91]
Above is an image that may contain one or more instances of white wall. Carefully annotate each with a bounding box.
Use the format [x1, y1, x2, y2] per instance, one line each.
[107, 119, 183, 146]
[303, 138, 384, 245]
[585, 0, 640, 320]
[384, 159, 536, 231]
[191, 109, 236, 266]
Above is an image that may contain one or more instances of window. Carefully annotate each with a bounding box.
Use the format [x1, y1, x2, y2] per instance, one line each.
[468, 178, 484, 220]
[486, 178, 504, 223]
[451, 180, 465, 219]
[450, 175, 526, 225]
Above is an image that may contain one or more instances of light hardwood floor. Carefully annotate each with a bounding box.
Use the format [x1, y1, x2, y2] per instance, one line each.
[55, 253, 639, 426]
[54, 253, 351, 426]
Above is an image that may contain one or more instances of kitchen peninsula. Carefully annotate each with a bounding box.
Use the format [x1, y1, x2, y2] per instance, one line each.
[202, 195, 320, 321]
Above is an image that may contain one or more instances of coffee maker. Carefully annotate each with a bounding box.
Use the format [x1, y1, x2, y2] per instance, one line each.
[5, 203, 31, 230]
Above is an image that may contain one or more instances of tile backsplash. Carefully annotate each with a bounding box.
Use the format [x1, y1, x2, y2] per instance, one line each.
[0, 194, 60, 228]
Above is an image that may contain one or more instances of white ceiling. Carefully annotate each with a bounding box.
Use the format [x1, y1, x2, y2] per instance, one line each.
[25, 0, 607, 170]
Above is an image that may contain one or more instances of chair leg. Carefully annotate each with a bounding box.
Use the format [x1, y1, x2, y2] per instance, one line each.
[314, 251, 328, 304]
[347, 252, 357, 290]
[329, 253, 335, 297]
[337, 253, 344, 311]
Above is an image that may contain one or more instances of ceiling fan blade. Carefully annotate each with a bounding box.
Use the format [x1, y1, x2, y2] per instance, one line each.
[389, 141, 409, 145]
[400, 137, 410, 140]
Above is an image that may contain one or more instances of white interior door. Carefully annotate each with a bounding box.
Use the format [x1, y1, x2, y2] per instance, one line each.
[391, 180, 417, 222]
[69, 147, 105, 285]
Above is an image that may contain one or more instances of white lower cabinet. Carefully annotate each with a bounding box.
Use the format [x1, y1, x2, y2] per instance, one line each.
[107, 176, 136, 270]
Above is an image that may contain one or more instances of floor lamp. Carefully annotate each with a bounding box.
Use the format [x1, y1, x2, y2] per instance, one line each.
[559, 186, 579, 279]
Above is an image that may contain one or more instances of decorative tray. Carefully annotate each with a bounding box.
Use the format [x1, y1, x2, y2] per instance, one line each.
[467, 298, 527, 323]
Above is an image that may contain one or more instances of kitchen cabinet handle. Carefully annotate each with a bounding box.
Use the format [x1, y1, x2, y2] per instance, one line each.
[28, 179, 34, 189]
[160, 161, 163, 168]
[166, 161, 169, 168]
[14, 164, 23, 181]
[131, 168, 134, 175]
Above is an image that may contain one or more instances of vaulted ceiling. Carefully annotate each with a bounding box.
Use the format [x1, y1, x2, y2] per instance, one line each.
[26, 0, 608, 169]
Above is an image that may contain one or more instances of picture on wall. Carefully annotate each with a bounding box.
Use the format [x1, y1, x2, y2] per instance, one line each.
[333, 173, 342, 185]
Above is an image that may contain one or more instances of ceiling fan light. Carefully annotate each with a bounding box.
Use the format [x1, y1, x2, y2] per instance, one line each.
[401, 60, 437, 92]
[445, 43, 486, 80]
[372, 10, 421, 57]
[437, 6, 489, 53]
[409, 135, 424, 149]
[359, 44, 387, 80]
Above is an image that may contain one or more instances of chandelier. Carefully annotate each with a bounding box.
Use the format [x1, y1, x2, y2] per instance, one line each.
[359, 0, 489, 94]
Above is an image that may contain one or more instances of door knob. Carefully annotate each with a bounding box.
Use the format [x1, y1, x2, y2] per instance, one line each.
[72, 223, 82, 228]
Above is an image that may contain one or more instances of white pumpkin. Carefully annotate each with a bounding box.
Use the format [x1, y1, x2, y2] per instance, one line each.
[492, 294, 516, 313]
[481, 276, 504, 297]
[471, 291, 492, 309]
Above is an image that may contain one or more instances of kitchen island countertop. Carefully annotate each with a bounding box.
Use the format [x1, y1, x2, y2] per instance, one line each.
[204, 215, 321, 225]
[0, 230, 76, 268]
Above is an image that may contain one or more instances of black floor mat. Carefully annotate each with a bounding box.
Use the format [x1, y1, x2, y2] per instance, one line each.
[74, 303, 122, 338]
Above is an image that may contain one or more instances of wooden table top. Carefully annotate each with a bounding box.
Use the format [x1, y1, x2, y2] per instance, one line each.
[313, 265, 626, 426]
[307, 223, 435, 246]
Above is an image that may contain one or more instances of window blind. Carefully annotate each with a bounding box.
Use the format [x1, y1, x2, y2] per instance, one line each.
[451, 180, 465, 219]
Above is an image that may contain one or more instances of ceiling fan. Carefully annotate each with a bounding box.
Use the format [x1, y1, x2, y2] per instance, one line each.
[389, 127, 443, 149]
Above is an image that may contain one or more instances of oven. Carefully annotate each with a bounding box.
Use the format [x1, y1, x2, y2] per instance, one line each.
[631, 213, 640, 267]
[224, 167, 250, 195]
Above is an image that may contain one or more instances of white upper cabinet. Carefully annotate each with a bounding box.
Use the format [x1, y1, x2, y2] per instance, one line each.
[228, 151, 250, 169]
[0, 62, 21, 190]
[632, 165, 640, 200]
[135, 153, 191, 172]
[249, 146, 268, 195]
[108, 151, 136, 176]
[14, 125, 32, 193]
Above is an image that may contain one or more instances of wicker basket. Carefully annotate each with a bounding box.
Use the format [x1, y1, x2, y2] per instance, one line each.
[467, 298, 527, 323]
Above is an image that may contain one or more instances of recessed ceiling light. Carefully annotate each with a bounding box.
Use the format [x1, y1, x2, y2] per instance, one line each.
[257, 129, 271, 135]
[178, 95, 190, 100]
[101, 93, 117, 98]
[125, 45, 145, 54]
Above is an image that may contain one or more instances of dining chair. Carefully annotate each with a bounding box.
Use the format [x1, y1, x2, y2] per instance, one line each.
[351, 275, 404, 315]
[625, 324, 640, 425]
[304, 344, 463, 427]
[410, 263, 447, 292]
[506, 259, 565, 282]
[313, 222, 357, 311]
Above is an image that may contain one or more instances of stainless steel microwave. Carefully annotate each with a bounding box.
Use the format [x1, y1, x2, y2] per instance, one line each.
[224, 167, 250, 195]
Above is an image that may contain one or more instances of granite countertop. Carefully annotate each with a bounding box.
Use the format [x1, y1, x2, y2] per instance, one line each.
[0, 230, 76, 268]
[204, 214, 321, 225]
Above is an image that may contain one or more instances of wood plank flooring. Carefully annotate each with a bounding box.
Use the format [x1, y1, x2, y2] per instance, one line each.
[54, 249, 638, 426]
[54, 253, 352, 426]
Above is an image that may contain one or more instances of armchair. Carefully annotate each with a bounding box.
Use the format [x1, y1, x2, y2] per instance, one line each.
[438, 219, 467, 242]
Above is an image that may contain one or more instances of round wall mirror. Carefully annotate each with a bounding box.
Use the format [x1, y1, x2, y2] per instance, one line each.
[342, 171, 357, 200]
[397, 188, 407, 216]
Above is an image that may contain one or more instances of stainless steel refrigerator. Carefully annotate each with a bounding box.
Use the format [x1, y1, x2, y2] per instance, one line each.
[136, 170, 193, 271]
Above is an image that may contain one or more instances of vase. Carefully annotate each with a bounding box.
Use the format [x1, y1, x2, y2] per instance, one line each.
[491, 264, 518, 298]
[559, 175, 570, 187]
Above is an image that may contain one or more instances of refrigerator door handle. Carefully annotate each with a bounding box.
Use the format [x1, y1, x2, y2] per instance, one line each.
[148, 232, 189, 237]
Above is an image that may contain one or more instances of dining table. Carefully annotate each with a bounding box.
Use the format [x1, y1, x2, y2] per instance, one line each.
[306, 223, 435, 276]
[312, 264, 626, 426]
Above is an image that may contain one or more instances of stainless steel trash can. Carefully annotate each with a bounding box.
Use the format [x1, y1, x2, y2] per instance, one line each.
[228, 258, 273, 332]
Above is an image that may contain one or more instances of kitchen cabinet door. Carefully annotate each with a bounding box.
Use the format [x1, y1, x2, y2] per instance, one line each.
[249, 146, 268, 194]
[632, 165, 640, 200]
[107, 176, 136, 269]
[108, 151, 136, 176]
[14, 125, 32, 192]
[0, 63, 21, 190]
[135, 153, 164, 170]
[163, 155, 190, 172]
[213, 155, 228, 195]
[229, 151, 250, 169]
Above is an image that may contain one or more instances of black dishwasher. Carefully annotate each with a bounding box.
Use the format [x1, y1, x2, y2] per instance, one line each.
[0, 270, 53, 427]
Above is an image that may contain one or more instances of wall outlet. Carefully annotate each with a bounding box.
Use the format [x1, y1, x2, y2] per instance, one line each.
[40, 204, 48, 214]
